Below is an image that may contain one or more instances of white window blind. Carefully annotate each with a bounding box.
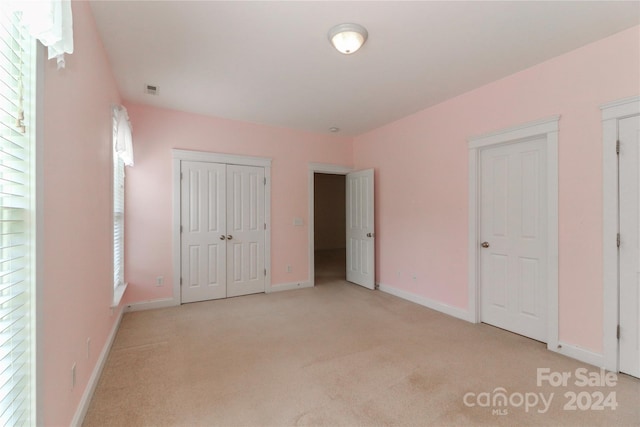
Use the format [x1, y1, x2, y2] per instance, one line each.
[0, 7, 35, 427]
[113, 115, 124, 290]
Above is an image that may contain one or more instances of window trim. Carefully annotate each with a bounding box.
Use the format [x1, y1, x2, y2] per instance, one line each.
[34, 40, 44, 427]
[111, 108, 127, 307]
[0, 9, 39, 424]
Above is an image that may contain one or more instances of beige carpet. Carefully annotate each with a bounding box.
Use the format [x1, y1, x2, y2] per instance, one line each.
[84, 256, 639, 426]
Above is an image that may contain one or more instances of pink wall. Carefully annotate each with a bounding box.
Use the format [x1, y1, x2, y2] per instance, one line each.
[38, 3, 638, 423]
[123, 105, 352, 303]
[353, 26, 640, 353]
[42, 2, 124, 425]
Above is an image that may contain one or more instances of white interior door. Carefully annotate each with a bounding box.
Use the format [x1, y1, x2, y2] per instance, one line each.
[226, 165, 266, 297]
[346, 169, 375, 289]
[480, 138, 548, 342]
[181, 161, 227, 303]
[619, 114, 640, 378]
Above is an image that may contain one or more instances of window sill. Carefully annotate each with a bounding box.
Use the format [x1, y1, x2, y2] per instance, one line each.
[111, 282, 128, 308]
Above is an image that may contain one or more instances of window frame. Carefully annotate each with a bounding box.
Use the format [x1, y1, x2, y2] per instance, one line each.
[0, 8, 38, 425]
[112, 109, 127, 307]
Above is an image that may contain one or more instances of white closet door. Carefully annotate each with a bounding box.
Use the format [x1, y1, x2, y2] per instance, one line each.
[181, 161, 227, 303]
[226, 165, 266, 297]
[619, 114, 640, 378]
[480, 138, 548, 342]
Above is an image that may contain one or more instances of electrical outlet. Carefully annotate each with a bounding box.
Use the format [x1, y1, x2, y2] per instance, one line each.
[87, 338, 91, 359]
[156, 276, 164, 286]
[71, 363, 76, 389]
[286, 265, 292, 273]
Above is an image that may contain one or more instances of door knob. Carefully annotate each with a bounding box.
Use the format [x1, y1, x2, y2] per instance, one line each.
[366, 232, 372, 238]
[226, 235, 233, 240]
[481, 242, 490, 248]
[219, 235, 226, 240]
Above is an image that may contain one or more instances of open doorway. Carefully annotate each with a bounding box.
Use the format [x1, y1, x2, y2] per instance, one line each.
[308, 163, 375, 289]
[313, 173, 346, 284]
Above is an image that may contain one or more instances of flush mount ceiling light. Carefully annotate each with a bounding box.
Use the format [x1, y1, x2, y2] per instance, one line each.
[328, 23, 368, 55]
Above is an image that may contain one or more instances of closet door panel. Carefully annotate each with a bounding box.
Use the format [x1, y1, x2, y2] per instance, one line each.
[226, 165, 265, 297]
[181, 161, 227, 303]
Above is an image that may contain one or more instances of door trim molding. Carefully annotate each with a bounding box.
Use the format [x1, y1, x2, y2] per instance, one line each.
[601, 96, 640, 372]
[172, 149, 273, 303]
[467, 116, 559, 351]
[308, 163, 353, 286]
[172, 149, 272, 167]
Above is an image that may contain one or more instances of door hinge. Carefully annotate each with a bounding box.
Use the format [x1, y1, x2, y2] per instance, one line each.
[617, 324, 620, 339]
[180, 277, 183, 286]
[616, 140, 620, 155]
[180, 225, 183, 233]
[264, 177, 266, 185]
[264, 268, 267, 276]
[617, 233, 621, 248]
[264, 223, 266, 230]
[180, 172, 183, 180]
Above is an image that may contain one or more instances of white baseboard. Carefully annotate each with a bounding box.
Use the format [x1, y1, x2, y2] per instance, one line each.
[71, 307, 124, 427]
[377, 282, 474, 322]
[125, 297, 178, 312]
[267, 281, 312, 293]
[125, 285, 314, 309]
[551, 341, 606, 368]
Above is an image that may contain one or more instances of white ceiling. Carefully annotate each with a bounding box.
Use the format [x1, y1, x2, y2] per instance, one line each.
[90, 1, 639, 137]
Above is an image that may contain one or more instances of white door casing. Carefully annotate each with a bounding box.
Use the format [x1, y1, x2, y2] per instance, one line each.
[479, 138, 548, 342]
[181, 161, 227, 303]
[618, 114, 640, 377]
[226, 164, 266, 297]
[468, 116, 559, 352]
[346, 169, 375, 289]
[602, 96, 640, 373]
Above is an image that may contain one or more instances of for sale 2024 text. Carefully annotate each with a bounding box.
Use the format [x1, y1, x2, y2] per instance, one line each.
[537, 367, 618, 412]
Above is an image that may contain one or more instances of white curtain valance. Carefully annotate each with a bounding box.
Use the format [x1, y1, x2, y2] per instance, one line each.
[10, 0, 74, 69]
[114, 106, 134, 167]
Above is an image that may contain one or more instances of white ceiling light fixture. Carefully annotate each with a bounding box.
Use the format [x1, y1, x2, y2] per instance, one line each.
[328, 23, 368, 55]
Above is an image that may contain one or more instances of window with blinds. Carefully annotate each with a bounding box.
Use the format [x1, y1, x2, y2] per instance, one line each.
[0, 7, 35, 427]
[113, 116, 124, 291]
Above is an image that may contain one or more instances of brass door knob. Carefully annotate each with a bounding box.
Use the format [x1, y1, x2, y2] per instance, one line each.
[481, 242, 490, 248]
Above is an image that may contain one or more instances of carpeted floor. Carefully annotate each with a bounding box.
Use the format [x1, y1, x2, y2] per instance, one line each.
[84, 252, 639, 426]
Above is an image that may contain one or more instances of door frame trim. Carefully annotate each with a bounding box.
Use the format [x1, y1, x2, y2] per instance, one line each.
[601, 96, 640, 372]
[308, 163, 353, 287]
[467, 116, 559, 351]
[172, 149, 272, 303]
